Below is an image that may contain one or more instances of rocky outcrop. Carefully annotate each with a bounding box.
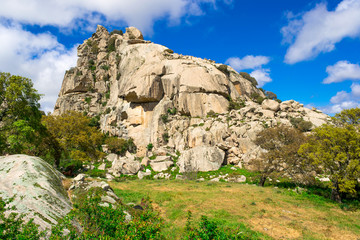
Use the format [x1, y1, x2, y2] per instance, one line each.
[54, 25, 330, 170]
[177, 146, 225, 173]
[54, 25, 263, 150]
[0, 155, 72, 230]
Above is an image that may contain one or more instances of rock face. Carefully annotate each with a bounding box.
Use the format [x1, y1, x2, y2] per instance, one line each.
[54, 25, 330, 170]
[0, 155, 72, 230]
[177, 146, 225, 173]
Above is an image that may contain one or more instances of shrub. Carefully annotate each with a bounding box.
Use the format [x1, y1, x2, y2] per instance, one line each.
[107, 37, 116, 53]
[101, 65, 110, 71]
[164, 49, 174, 54]
[60, 158, 83, 177]
[105, 137, 136, 156]
[110, 29, 123, 35]
[167, 108, 177, 115]
[207, 110, 218, 118]
[228, 97, 245, 111]
[105, 108, 111, 114]
[265, 91, 277, 100]
[162, 132, 170, 143]
[217, 64, 230, 75]
[240, 72, 258, 86]
[147, 143, 154, 151]
[290, 117, 313, 132]
[161, 114, 168, 123]
[250, 92, 265, 104]
[52, 188, 165, 239]
[85, 97, 91, 105]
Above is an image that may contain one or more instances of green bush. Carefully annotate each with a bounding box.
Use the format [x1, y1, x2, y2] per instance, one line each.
[228, 97, 245, 111]
[101, 65, 110, 71]
[217, 64, 230, 75]
[52, 188, 165, 239]
[250, 92, 265, 104]
[240, 72, 257, 87]
[107, 37, 116, 53]
[110, 29, 123, 36]
[105, 137, 136, 156]
[207, 110, 218, 118]
[147, 143, 154, 151]
[161, 114, 168, 123]
[290, 117, 313, 132]
[167, 108, 177, 115]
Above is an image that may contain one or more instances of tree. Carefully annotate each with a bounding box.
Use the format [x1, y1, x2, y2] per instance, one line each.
[42, 111, 105, 162]
[332, 107, 360, 126]
[0, 73, 61, 165]
[254, 125, 307, 186]
[299, 121, 360, 203]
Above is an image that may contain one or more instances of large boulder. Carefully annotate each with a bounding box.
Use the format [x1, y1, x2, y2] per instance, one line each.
[110, 157, 141, 176]
[261, 99, 280, 112]
[0, 154, 72, 230]
[177, 146, 225, 173]
[150, 156, 173, 172]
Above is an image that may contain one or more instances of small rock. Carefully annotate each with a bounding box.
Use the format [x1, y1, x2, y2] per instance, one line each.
[210, 178, 220, 182]
[106, 173, 115, 180]
[74, 174, 86, 182]
[124, 211, 132, 222]
[98, 163, 106, 171]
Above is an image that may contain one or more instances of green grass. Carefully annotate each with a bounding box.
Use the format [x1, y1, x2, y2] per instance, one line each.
[111, 180, 360, 240]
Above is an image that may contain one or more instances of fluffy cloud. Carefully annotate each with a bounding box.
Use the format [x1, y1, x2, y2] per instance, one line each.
[0, 0, 232, 112]
[282, 0, 360, 64]
[225, 55, 270, 71]
[321, 83, 360, 114]
[226, 55, 272, 87]
[0, 0, 231, 33]
[323, 61, 360, 84]
[249, 69, 272, 88]
[0, 23, 77, 113]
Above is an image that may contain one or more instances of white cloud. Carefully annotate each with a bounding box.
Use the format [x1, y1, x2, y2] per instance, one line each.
[323, 60, 360, 84]
[0, 0, 232, 112]
[321, 83, 360, 114]
[249, 69, 272, 87]
[282, 0, 360, 64]
[0, 23, 77, 113]
[225, 55, 270, 71]
[0, 0, 230, 34]
[226, 55, 272, 87]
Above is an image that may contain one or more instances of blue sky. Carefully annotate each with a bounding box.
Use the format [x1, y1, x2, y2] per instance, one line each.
[0, 0, 360, 114]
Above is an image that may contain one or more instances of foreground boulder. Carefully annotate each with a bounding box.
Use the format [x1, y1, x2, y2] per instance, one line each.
[177, 146, 225, 173]
[0, 154, 72, 230]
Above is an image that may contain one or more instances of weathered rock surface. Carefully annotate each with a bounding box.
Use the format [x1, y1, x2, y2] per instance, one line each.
[109, 157, 141, 176]
[0, 155, 72, 230]
[177, 146, 225, 173]
[150, 156, 173, 172]
[54, 25, 330, 170]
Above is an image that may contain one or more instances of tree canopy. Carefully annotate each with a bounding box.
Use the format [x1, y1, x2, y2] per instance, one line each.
[299, 123, 360, 202]
[254, 125, 307, 186]
[0, 72, 60, 165]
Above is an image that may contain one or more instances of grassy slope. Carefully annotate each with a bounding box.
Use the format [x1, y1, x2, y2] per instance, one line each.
[110, 180, 360, 240]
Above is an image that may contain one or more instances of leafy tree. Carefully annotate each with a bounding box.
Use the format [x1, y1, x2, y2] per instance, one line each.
[42, 111, 105, 163]
[254, 125, 308, 187]
[0, 72, 61, 166]
[299, 123, 360, 203]
[333, 107, 360, 126]
[264, 91, 277, 100]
